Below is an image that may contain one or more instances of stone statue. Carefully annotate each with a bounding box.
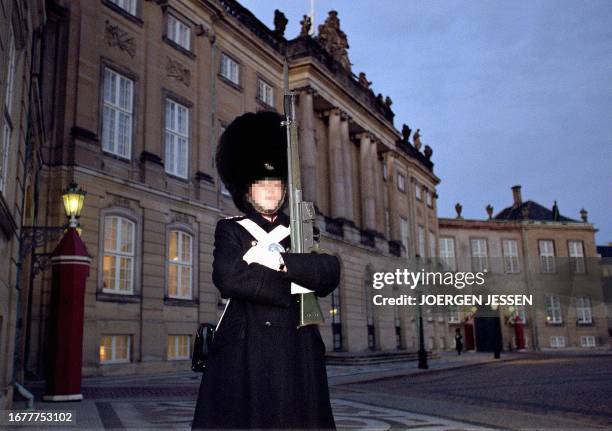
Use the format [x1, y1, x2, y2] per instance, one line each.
[376, 93, 384, 105]
[401, 124, 412, 142]
[316, 11, 352, 71]
[273, 10, 288, 37]
[424, 145, 432, 160]
[299, 14, 311, 37]
[455, 203, 463, 219]
[384, 96, 392, 108]
[486, 204, 493, 219]
[413, 129, 422, 150]
[358, 72, 371, 89]
[580, 208, 588, 222]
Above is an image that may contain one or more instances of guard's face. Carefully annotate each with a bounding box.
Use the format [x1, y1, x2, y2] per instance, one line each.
[248, 178, 284, 213]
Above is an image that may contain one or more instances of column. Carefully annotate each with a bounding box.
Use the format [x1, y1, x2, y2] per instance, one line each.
[359, 132, 376, 231]
[327, 108, 345, 219]
[299, 88, 317, 203]
[340, 111, 354, 222]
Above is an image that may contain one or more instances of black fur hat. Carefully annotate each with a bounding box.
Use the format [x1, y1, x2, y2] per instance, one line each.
[216, 111, 288, 213]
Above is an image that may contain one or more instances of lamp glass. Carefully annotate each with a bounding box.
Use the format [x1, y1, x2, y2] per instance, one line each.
[62, 184, 86, 219]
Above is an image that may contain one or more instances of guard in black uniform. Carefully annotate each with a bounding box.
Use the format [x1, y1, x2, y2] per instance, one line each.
[192, 111, 340, 430]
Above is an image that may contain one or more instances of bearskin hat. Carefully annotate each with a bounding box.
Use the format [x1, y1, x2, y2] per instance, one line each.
[216, 111, 288, 214]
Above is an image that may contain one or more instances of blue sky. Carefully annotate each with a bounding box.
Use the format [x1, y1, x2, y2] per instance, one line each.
[240, 0, 612, 244]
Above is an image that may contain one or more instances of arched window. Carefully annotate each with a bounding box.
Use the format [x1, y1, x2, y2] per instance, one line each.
[167, 230, 193, 299]
[102, 216, 135, 294]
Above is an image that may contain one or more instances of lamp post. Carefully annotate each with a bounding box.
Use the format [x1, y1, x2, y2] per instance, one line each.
[44, 183, 91, 401]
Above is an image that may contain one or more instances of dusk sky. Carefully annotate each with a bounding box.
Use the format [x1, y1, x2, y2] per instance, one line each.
[241, 0, 611, 244]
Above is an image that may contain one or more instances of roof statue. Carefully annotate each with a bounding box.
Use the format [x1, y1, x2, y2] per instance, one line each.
[316, 11, 351, 71]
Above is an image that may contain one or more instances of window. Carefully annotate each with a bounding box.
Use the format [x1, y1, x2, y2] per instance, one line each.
[167, 14, 191, 51]
[108, 0, 137, 15]
[168, 230, 193, 299]
[102, 68, 134, 159]
[396, 172, 405, 192]
[470, 239, 488, 272]
[539, 240, 555, 273]
[415, 183, 422, 200]
[550, 336, 565, 348]
[417, 225, 425, 258]
[428, 231, 436, 260]
[220, 53, 239, 85]
[426, 191, 433, 207]
[165, 98, 189, 178]
[382, 162, 388, 181]
[257, 79, 274, 106]
[439, 237, 456, 271]
[167, 335, 191, 360]
[100, 335, 131, 363]
[580, 336, 596, 347]
[568, 240, 585, 274]
[103, 216, 135, 294]
[384, 209, 390, 238]
[503, 239, 520, 273]
[576, 296, 592, 324]
[399, 216, 408, 251]
[448, 305, 460, 323]
[1, 29, 16, 193]
[545, 295, 562, 324]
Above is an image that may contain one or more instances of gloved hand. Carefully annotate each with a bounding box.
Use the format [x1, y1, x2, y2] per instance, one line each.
[243, 244, 284, 271]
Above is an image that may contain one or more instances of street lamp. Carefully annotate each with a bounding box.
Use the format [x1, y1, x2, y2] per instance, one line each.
[62, 183, 86, 228]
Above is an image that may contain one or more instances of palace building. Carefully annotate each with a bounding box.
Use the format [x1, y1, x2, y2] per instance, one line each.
[17, 0, 440, 381]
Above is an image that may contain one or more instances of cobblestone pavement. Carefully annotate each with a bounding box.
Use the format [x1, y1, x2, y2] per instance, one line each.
[11, 352, 610, 430]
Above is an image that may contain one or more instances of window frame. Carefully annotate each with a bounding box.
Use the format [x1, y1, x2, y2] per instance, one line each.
[545, 294, 563, 324]
[166, 229, 194, 300]
[167, 334, 191, 360]
[580, 335, 596, 347]
[538, 239, 556, 273]
[549, 335, 565, 348]
[575, 296, 592, 324]
[568, 240, 586, 274]
[439, 237, 457, 271]
[502, 238, 520, 274]
[101, 215, 136, 295]
[100, 65, 136, 160]
[414, 182, 422, 201]
[256, 77, 275, 108]
[164, 96, 190, 179]
[165, 222, 199, 304]
[399, 216, 409, 252]
[417, 225, 425, 258]
[97, 206, 142, 301]
[100, 334, 132, 364]
[219, 51, 241, 87]
[165, 12, 192, 52]
[396, 171, 406, 192]
[470, 238, 489, 272]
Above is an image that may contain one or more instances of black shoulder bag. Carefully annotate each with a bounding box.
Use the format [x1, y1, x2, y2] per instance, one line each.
[191, 299, 231, 372]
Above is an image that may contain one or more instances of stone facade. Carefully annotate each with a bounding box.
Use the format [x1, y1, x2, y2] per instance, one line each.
[23, 0, 440, 380]
[0, 0, 47, 410]
[439, 186, 609, 352]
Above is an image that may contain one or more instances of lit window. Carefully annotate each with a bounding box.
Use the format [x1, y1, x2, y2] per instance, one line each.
[165, 98, 189, 178]
[168, 230, 193, 299]
[220, 53, 239, 85]
[503, 239, 520, 273]
[568, 240, 585, 274]
[580, 336, 596, 347]
[576, 296, 592, 324]
[545, 295, 562, 324]
[257, 79, 274, 106]
[103, 216, 135, 294]
[470, 239, 488, 272]
[399, 216, 408, 251]
[102, 68, 134, 159]
[439, 237, 456, 271]
[109, 0, 137, 15]
[100, 335, 131, 363]
[167, 14, 190, 51]
[549, 336, 565, 348]
[167, 335, 191, 360]
[396, 172, 405, 192]
[539, 240, 556, 273]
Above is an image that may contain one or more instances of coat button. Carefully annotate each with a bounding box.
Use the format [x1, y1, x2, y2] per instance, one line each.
[251, 240, 258, 246]
[265, 321, 271, 327]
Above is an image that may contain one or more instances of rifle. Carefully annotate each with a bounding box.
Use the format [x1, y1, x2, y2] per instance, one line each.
[282, 57, 325, 327]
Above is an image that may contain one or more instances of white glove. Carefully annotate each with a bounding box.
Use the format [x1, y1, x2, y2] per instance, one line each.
[243, 244, 284, 271]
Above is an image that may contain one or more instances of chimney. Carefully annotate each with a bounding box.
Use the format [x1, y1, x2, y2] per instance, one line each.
[511, 185, 522, 206]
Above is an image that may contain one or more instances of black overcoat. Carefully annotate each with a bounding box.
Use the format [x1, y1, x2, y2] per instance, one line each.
[192, 208, 341, 430]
